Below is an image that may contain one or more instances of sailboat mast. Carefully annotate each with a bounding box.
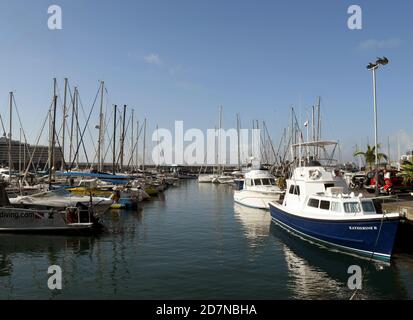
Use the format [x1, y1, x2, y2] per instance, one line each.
[19, 128, 21, 174]
[218, 106, 222, 174]
[8, 92, 13, 181]
[69, 87, 76, 169]
[120, 105, 127, 171]
[52, 78, 57, 171]
[316, 96, 321, 158]
[61, 77, 68, 171]
[75, 89, 79, 166]
[142, 118, 147, 171]
[49, 79, 58, 188]
[112, 105, 117, 174]
[97, 81, 104, 171]
[131, 109, 134, 171]
[136, 120, 139, 169]
[237, 113, 241, 170]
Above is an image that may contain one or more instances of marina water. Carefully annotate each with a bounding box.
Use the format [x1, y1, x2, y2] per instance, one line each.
[1, 180, 413, 299]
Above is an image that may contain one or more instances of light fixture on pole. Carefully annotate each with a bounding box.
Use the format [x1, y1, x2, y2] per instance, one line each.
[366, 56, 389, 196]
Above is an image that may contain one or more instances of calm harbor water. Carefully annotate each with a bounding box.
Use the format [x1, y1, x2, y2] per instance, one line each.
[1, 180, 413, 300]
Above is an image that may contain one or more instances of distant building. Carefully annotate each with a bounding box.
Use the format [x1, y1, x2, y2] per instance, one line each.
[0, 137, 63, 171]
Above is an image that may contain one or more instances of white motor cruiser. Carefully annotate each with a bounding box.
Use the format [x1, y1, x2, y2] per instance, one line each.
[234, 170, 284, 209]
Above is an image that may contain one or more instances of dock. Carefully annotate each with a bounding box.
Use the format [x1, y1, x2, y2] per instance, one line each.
[381, 200, 413, 223]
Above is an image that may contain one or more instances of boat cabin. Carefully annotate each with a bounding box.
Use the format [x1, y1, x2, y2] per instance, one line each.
[243, 170, 277, 191]
[304, 187, 377, 216]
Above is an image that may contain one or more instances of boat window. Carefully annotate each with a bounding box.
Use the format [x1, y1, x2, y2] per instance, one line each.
[254, 179, 262, 186]
[294, 186, 300, 195]
[270, 179, 276, 186]
[330, 202, 342, 212]
[308, 198, 320, 208]
[289, 185, 295, 194]
[343, 202, 361, 213]
[262, 178, 271, 185]
[361, 201, 376, 213]
[324, 183, 334, 190]
[320, 200, 330, 210]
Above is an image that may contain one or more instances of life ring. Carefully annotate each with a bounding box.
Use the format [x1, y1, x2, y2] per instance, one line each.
[310, 169, 321, 180]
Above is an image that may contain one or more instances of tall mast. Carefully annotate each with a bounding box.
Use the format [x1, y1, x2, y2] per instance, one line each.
[291, 106, 296, 161]
[52, 78, 57, 172]
[61, 77, 68, 171]
[316, 96, 321, 157]
[23, 127, 26, 174]
[131, 109, 134, 172]
[75, 89, 79, 166]
[136, 120, 139, 169]
[236, 113, 241, 170]
[142, 118, 147, 171]
[120, 105, 127, 171]
[19, 127, 21, 174]
[312, 105, 315, 156]
[8, 92, 13, 180]
[69, 87, 76, 169]
[97, 81, 104, 171]
[218, 106, 222, 174]
[112, 105, 117, 174]
[311, 105, 315, 142]
[49, 79, 58, 188]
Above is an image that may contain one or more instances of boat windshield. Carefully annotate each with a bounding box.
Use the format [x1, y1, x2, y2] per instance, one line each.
[261, 178, 276, 186]
[361, 201, 376, 213]
[254, 179, 262, 186]
[343, 202, 361, 213]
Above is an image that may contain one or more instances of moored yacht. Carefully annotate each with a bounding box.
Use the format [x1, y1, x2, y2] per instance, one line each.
[234, 170, 284, 209]
[0, 183, 104, 233]
[269, 162, 400, 262]
[198, 174, 218, 183]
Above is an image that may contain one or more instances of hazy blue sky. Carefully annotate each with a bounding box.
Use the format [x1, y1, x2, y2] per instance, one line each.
[0, 0, 412, 163]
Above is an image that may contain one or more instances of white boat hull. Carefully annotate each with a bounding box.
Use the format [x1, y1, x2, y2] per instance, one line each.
[0, 207, 95, 233]
[234, 190, 282, 209]
[198, 174, 218, 183]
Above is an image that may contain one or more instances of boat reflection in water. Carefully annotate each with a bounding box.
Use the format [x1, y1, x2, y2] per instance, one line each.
[0, 234, 95, 280]
[270, 222, 411, 299]
[233, 203, 271, 247]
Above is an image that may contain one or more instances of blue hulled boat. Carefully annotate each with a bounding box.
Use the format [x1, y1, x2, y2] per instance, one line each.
[269, 142, 400, 262]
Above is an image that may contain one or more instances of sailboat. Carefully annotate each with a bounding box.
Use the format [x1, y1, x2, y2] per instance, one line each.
[0, 183, 103, 233]
[9, 187, 113, 216]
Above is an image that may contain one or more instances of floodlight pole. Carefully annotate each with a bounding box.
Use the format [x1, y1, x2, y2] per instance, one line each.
[371, 65, 379, 196]
[367, 57, 388, 196]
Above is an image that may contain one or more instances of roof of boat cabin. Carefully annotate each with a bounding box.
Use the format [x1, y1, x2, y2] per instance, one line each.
[244, 170, 276, 179]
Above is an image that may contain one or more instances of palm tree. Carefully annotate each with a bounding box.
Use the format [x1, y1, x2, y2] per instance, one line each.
[353, 144, 388, 169]
[399, 160, 413, 183]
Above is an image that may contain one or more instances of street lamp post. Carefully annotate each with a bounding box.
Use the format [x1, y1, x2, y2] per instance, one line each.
[367, 57, 389, 196]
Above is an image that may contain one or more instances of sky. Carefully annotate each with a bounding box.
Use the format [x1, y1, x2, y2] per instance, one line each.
[0, 0, 412, 164]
